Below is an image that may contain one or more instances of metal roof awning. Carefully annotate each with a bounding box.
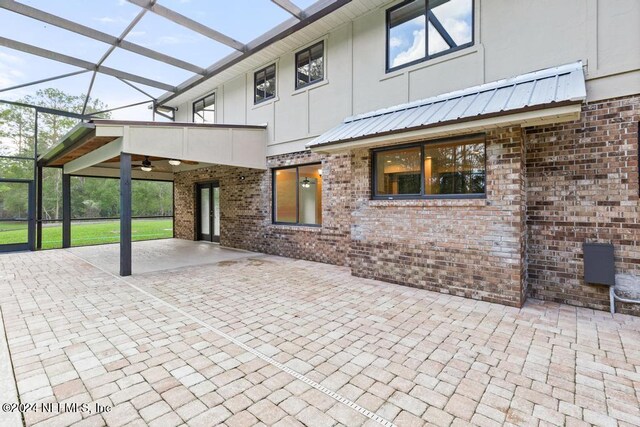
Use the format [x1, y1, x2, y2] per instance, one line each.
[39, 120, 268, 180]
[307, 61, 587, 152]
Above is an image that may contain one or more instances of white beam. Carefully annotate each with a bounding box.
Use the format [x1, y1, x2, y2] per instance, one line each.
[0, 36, 176, 92]
[0, 0, 205, 74]
[64, 138, 123, 174]
[127, 0, 246, 52]
[0, 70, 89, 93]
[271, 0, 305, 19]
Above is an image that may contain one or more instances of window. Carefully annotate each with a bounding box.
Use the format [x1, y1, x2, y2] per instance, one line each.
[193, 93, 215, 123]
[295, 41, 324, 89]
[373, 136, 485, 198]
[254, 64, 276, 104]
[273, 164, 322, 225]
[387, 0, 473, 72]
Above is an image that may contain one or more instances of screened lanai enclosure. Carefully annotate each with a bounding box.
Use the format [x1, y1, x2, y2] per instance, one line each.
[0, 0, 345, 274]
[0, 108, 175, 253]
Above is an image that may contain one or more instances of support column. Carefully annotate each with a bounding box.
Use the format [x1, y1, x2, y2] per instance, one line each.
[33, 111, 40, 251]
[62, 173, 71, 248]
[36, 166, 43, 249]
[120, 153, 132, 276]
[27, 182, 35, 251]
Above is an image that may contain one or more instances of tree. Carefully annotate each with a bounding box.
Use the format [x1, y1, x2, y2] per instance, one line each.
[1, 88, 172, 224]
[0, 89, 110, 220]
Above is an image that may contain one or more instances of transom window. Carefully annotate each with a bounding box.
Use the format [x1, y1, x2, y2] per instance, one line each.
[295, 41, 324, 89]
[373, 136, 485, 199]
[254, 64, 276, 104]
[193, 93, 215, 123]
[387, 0, 474, 72]
[273, 164, 322, 226]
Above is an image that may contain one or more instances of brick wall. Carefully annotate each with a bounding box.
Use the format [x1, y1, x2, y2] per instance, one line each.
[174, 151, 351, 266]
[175, 99, 640, 314]
[174, 127, 528, 308]
[525, 95, 640, 314]
[349, 128, 527, 307]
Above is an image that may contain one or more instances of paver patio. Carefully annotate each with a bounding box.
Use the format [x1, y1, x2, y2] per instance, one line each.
[1, 241, 639, 426]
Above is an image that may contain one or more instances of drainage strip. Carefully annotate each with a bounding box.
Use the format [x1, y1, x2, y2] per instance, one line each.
[66, 251, 397, 427]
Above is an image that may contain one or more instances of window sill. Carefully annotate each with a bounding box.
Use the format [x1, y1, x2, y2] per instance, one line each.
[269, 223, 322, 232]
[368, 198, 487, 208]
[291, 79, 330, 96]
[381, 44, 481, 82]
[252, 96, 279, 110]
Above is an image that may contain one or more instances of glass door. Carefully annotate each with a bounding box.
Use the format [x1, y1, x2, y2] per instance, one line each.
[0, 180, 34, 252]
[196, 182, 220, 243]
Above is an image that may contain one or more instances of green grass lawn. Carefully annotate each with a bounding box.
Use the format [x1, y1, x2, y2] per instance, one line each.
[0, 219, 173, 249]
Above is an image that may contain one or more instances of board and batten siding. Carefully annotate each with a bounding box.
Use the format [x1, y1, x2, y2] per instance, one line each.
[175, 0, 640, 157]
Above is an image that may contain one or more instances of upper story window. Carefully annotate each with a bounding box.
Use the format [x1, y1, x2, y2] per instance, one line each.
[295, 41, 324, 89]
[193, 93, 215, 123]
[387, 0, 473, 72]
[273, 163, 322, 226]
[372, 136, 485, 199]
[254, 64, 276, 104]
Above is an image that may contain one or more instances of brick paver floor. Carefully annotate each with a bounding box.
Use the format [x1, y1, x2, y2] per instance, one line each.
[1, 247, 639, 426]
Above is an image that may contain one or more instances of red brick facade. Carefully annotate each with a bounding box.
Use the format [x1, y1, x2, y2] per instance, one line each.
[349, 127, 527, 307]
[174, 152, 352, 266]
[525, 95, 640, 314]
[175, 126, 528, 307]
[174, 96, 639, 313]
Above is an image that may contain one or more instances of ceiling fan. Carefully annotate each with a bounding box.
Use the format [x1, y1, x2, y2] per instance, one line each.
[103, 156, 199, 170]
[139, 156, 154, 172]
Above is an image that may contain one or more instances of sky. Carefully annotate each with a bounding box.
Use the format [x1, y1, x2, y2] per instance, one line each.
[0, 0, 316, 120]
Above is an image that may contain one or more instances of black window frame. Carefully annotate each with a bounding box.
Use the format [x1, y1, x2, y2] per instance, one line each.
[254, 63, 277, 105]
[386, 0, 475, 73]
[295, 41, 325, 90]
[192, 92, 215, 123]
[371, 134, 486, 200]
[272, 162, 322, 227]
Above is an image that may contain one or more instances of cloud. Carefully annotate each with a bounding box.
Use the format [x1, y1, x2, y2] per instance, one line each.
[430, 0, 472, 45]
[147, 34, 198, 46]
[389, 37, 403, 48]
[392, 28, 425, 68]
[127, 30, 147, 38]
[95, 16, 129, 24]
[158, 36, 187, 45]
[0, 52, 25, 88]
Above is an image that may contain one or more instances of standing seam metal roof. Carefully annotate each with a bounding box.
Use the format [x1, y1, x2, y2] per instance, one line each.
[307, 61, 587, 148]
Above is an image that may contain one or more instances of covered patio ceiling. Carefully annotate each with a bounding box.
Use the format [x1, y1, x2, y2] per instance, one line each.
[0, 0, 351, 118]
